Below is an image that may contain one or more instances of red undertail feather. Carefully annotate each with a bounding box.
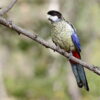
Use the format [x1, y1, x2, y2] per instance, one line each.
[70, 51, 81, 63]
[72, 51, 80, 58]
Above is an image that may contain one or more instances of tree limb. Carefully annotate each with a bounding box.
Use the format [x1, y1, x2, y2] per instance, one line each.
[0, 0, 17, 16]
[0, 17, 100, 75]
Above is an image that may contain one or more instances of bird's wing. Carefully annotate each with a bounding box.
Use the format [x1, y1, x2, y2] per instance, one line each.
[71, 32, 81, 52]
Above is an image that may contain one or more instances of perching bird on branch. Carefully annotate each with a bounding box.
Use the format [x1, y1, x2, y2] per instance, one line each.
[47, 10, 89, 91]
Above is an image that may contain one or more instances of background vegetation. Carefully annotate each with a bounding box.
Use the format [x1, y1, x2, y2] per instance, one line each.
[0, 0, 100, 100]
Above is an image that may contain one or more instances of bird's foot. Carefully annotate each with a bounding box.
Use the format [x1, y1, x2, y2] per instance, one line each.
[56, 45, 60, 50]
[67, 52, 72, 60]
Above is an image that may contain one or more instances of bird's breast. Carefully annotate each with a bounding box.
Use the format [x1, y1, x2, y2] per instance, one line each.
[52, 21, 75, 51]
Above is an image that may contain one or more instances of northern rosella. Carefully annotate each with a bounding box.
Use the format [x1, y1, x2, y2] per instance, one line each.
[47, 10, 89, 91]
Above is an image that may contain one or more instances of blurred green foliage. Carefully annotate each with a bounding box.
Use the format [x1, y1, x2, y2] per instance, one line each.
[0, 0, 100, 100]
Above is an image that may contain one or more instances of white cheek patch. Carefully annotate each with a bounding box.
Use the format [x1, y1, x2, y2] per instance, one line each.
[48, 15, 59, 22]
[50, 16, 58, 21]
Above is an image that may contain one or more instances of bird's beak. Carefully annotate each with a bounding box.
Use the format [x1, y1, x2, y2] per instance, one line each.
[47, 15, 50, 19]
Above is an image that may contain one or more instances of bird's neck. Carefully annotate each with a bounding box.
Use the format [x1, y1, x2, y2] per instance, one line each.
[52, 20, 65, 28]
[52, 20, 74, 35]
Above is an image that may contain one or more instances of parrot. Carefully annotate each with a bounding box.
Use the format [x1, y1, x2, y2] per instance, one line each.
[47, 10, 89, 91]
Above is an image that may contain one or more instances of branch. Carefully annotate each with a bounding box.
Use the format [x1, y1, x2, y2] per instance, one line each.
[0, 17, 100, 75]
[0, 0, 17, 16]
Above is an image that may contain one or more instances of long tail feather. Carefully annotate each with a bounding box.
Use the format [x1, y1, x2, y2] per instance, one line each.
[70, 63, 89, 91]
[70, 51, 89, 91]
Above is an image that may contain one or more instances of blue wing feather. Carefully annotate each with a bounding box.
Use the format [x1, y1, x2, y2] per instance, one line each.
[71, 32, 81, 52]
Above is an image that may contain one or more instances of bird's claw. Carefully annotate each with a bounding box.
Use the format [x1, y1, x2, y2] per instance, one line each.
[67, 52, 72, 60]
[56, 45, 60, 50]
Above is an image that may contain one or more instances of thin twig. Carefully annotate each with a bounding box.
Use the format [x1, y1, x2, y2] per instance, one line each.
[0, 0, 17, 16]
[0, 17, 100, 75]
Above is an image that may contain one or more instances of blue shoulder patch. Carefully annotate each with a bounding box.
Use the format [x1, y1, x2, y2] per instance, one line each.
[71, 32, 81, 52]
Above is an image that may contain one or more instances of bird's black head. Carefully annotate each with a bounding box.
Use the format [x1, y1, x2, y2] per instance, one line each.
[47, 10, 62, 18]
[47, 10, 63, 22]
